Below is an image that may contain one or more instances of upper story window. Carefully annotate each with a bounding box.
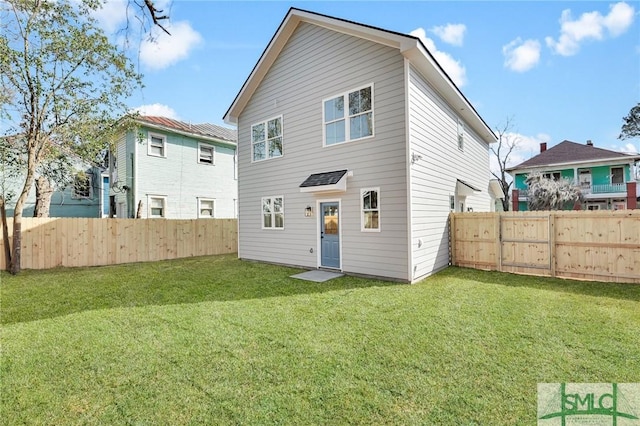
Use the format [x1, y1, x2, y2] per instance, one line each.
[148, 196, 166, 218]
[543, 172, 561, 181]
[262, 196, 284, 229]
[611, 166, 624, 184]
[72, 172, 92, 199]
[457, 119, 464, 151]
[324, 84, 373, 146]
[198, 198, 215, 218]
[148, 133, 166, 158]
[252, 116, 283, 162]
[198, 143, 215, 165]
[361, 188, 380, 231]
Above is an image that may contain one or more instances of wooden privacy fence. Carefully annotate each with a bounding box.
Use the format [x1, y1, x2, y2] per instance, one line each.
[450, 210, 640, 284]
[0, 218, 238, 270]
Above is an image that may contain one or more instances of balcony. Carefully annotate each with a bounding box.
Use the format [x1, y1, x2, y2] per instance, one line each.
[580, 183, 626, 194]
[516, 182, 629, 198]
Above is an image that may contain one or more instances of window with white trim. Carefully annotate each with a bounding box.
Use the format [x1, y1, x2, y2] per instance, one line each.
[72, 172, 92, 199]
[543, 171, 561, 181]
[198, 143, 215, 165]
[457, 119, 464, 151]
[148, 133, 166, 157]
[262, 196, 284, 229]
[361, 188, 380, 231]
[611, 166, 624, 184]
[324, 84, 373, 146]
[252, 116, 283, 162]
[198, 198, 215, 218]
[148, 196, 166, 218]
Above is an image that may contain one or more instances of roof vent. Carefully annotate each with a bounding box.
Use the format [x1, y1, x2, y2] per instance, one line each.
[586, 140, 593, 146]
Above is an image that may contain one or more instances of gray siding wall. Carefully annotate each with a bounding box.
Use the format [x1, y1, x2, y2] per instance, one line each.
[133, 127, 237, 219]
[237, 22, 409, 280]
[407, 64, 492, 281]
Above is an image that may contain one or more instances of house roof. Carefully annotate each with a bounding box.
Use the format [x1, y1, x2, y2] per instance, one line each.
[223, 8, 496, 145]
[136, 116, 237, 144]
[507, 140, 640, 172]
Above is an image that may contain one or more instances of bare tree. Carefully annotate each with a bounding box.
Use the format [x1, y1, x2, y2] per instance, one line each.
[491, 117, 519, 211]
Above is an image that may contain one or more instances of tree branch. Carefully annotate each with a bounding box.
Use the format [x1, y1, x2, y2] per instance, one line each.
[143, 0, 170, 35]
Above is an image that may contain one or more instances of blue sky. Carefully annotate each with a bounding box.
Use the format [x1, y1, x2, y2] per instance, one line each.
[94, 0, 640, 168]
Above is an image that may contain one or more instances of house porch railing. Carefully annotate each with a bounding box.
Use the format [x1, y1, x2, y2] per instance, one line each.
[517, 182, 628, 198]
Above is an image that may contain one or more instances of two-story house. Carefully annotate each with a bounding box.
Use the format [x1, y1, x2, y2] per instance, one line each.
[110, 116, 238, 219]
[224, 8, 500, 282]
[508, 140, 640, 211]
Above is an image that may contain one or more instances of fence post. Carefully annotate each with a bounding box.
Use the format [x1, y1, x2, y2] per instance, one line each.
[449, 213, 456, 266]
[495, 213, 502, 272]
[549, 212, 556, 278]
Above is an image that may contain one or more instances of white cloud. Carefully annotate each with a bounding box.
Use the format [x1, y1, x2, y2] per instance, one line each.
[132, 103, 179, 119]
[140, 21, 202, 70]
[546, 2, 635, 56]
[622, 142, 639, 154]
[92, 0, 128, 35]
[410, 28, 467, 87]
[430, 23, 466, 46]
[502, 38, 541, 72]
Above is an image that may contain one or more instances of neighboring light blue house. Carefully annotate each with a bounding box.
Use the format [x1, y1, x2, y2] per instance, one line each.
[224, 8, 499, 282]
[507, 140, 640, 211]
[1, 153, 108, 218]
[109, 116, 238, 219]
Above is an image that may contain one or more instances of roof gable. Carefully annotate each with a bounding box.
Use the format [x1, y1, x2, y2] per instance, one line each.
[223, 8, 496, 145]
[137, 116, 237, 144]
[508, 140, 640, 171]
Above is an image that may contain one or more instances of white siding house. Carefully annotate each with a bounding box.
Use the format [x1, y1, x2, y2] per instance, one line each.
[224, 8, 498, 282]
[110, 116, 237, 219]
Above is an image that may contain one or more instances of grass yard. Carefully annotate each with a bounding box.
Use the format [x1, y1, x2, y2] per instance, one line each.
[1, 254, 639, 425]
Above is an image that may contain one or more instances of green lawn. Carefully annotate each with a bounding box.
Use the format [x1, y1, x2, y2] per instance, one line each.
[1, 254, 638, 425]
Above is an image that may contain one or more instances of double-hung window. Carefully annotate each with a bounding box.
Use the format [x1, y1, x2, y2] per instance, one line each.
[611, 167, 624, 184]
[324, 84, 373, 146]
[252, 116, 283, 162]
[148, 196, 166, 218]
[198, 198, 215, 218]
[543, 172, 561, 181]
[361, 188, 380, 231]
[148, 133, 166, 157]
[457, 119, 464, 151]
[198, 144, 215, 165]
[262, 196, 284, 229]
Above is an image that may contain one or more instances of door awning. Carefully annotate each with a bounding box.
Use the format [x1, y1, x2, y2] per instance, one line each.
[300, 169, 349, 193]
[456, 179, 481, 197]
[488, 179, 505, 199]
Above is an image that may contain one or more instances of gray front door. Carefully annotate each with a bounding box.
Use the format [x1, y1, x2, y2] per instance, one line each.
[320, 202, 340, 268]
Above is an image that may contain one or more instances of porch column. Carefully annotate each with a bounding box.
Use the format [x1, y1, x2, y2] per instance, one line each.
[512, 189, 519, 211]
[627, 182, 637, 209]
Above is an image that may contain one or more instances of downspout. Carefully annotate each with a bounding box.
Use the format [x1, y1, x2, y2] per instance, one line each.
[130, 152, 135, 218]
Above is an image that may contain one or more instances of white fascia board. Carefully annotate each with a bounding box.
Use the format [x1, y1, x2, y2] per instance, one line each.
[224, 13, 301, 125]
[401, 44, 497, 146]
[508, 156, 640, 175]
